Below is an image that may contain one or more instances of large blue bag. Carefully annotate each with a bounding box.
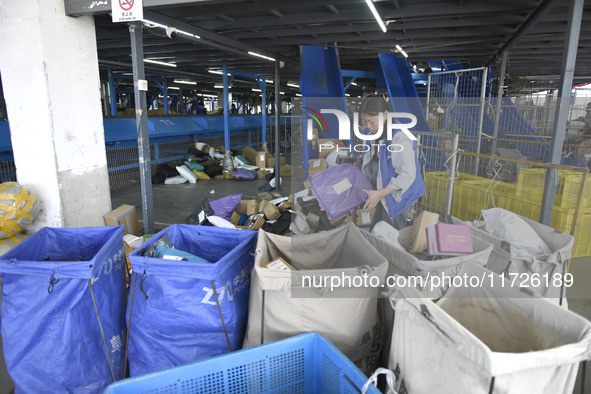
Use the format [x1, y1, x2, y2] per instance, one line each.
[0, 226, 127, 393]
[127, 224, 257, 376]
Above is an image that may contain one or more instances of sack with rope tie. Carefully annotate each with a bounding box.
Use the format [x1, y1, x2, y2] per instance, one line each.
[127, 224, 257, 376]
[0, 225, 126, 393]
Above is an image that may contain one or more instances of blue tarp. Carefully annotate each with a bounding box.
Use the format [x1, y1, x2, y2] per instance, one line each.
[0, 226, 127, 393]
[127, 224, 257, 376]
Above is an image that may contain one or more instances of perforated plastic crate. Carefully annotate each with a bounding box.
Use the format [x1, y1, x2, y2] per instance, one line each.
[103, 333, 379, 394]
[451, 180, 516, 221]
[515, 168, 590, 209]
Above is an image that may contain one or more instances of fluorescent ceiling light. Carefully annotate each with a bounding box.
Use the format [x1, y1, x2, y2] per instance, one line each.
[280, 92, 285, 95]
[296, 93, 302, 97]
[168, 86, 180, 90]
[252, 88, 262, 92]
[395, 44, 408, 58]
[287, 83, 300, 88]
[174, 80, 197, 85]
[144, 59, 177, 68]
[365, 0, 387, 33]
[248, 51, 276, 62]
[214, 85, 225, 89]
[266, 80, 274, 84]
[208, 69, 230, 76]
[351, 82, 358, 86]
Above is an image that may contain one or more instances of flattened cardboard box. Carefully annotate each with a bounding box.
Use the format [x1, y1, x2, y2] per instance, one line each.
[104, 204, 141, 236]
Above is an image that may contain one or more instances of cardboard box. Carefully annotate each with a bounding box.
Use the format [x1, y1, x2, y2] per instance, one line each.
[231, 211, 241, 226]
[408, 211, 440, 253]
[104, 205, 141, 236]
[256, 152, 267, 168]
[263, 203, 281, 220]
[237, 199, 257, 216]
[426, 223, 474, 255]
[244, 214, 265, 231]
[262, 256, 295, 271]
[279, 163, 292, 177]
[303, 179, 311, 189]
[277, 201, 291, 211]
[356, 208, 376, 227]
[308, 158, 327, 175]
[257, 191, 283, 202]
[306, 212, 320, 232]
[243, 146, 258, 165]
[257, 169, 272, 180]
[267, 156, 287, 167]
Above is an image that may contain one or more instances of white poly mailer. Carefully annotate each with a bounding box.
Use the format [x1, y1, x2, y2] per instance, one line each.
[452, 213, 574, 306]
[387, 262, 591, 394]
[242, 223, 389, 374]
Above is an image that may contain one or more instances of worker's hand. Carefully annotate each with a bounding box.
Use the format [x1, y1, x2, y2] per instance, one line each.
[363, 189, 381, 211]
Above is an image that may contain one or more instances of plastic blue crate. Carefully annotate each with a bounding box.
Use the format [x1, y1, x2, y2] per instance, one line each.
[104, 332, 379, 393]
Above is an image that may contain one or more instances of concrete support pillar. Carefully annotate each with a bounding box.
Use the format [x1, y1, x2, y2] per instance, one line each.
[0, 0, 111, 230]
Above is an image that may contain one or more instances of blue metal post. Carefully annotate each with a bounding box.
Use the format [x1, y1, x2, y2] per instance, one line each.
[108, 70, 117, 116]
[259, 75, 267, 144]
[162, 78, 169, 115]
[223, 64, 230, 151]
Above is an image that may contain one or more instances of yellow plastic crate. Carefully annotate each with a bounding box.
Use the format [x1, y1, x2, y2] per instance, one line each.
[452, 181, 516, 222]
[515, 168, 590, 210]
[423, 172, 513, 219]
[423, 172, 448, 213]
[506, 194, 591, 257]
[506, 194, 574, 233]
[572, 209, 591, 258]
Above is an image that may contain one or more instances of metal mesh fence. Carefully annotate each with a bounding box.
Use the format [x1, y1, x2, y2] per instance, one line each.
[417, 138, 591, 257]
[0, 159, 16, 183]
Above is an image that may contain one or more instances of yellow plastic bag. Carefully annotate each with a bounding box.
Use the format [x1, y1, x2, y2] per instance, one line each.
[192, 170, 210, 180]
[0, 182, 39, 239]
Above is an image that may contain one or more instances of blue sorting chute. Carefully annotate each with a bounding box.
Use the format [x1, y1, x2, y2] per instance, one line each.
[127, 224, 257, 377]
[0, 226, 127, 393]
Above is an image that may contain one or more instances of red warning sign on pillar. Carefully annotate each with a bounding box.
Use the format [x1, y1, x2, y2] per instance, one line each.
[112, 0, 143, 23]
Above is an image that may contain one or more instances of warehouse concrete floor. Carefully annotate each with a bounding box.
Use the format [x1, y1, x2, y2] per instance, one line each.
[0, 179, 589, 392]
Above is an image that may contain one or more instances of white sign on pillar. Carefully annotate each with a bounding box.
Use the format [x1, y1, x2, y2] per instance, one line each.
[112, 0, 144, 23]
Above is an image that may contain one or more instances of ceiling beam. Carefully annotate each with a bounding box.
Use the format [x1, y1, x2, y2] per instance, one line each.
[143, 10, 294, 64]
[485, 0, 562, 66]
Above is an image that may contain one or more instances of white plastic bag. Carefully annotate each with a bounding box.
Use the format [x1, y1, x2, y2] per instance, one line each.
[164, 175, 187, 185]
[371, 221, 405, 251]
[482, 208, 551, 256]
[176, 165, 198, 184]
